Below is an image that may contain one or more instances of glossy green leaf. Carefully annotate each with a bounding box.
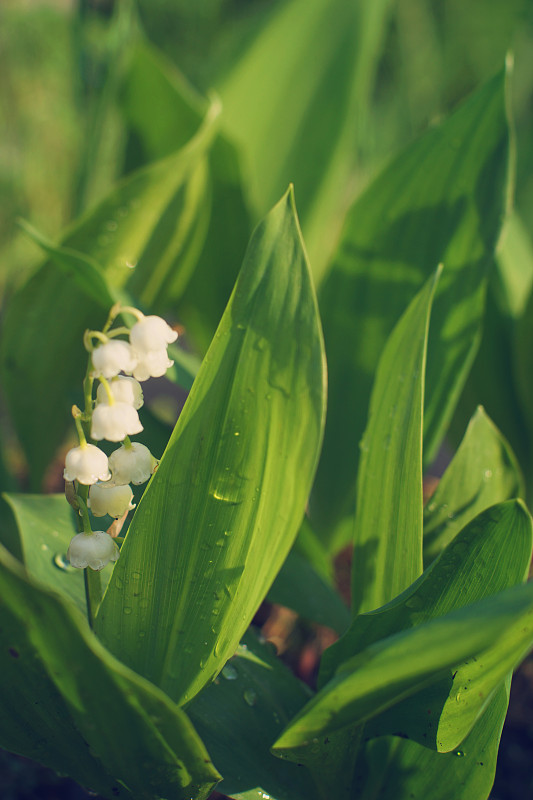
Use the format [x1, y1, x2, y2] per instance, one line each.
[187, 631, 320, 800]
[267, 552, 351, 634]
[218, 0, 392, 276]
[347, 502, 531, 750]
[423, 406, 523, 561]
[312, 66, 510, 548]
[351, 269, 440, 614]
[322, 500, 531, 686]
[1, 99, 219, 487]
[354, 685, 508, 800]
[3, 493, 85, 613]
[95, 188, 326, 706]
[273, 576, 533, 753]
[0, 543, 220, 800]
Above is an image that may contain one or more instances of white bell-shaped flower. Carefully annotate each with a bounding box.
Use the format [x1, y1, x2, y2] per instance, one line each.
[96, 376, 144, 410]
[130, 315, 178, 354]
[64, 443, 110, 485]
[67, 531, 120, 571]
[91, 402, 143, 442]
[131, 349, 174, 381]
[109, 442, 158, 485]
[89, 481, 135, 518]
[91, 340, 137, 379]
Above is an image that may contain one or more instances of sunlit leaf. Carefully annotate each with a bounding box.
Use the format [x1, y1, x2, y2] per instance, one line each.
[351, 269, 440, 614]
[95, 188, 326, 706]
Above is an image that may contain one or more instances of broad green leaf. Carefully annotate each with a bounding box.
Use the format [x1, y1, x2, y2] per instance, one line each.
[0, 99, 219, 488]
[3, 493, 85, 613]
[423, 406, 523, 561]
[351, 269, 440, 614]
[187, 631, 320, 800]
[267, 552, 351, 634]
[0, 543, 220, 800]
[312, 67, 510, 548]
[218, 0, 392, 276]
[272, 576, 533, 752]
[95, 188, 326, 706]
[354, 685, 508, 800]
[321, 501, 532, 687]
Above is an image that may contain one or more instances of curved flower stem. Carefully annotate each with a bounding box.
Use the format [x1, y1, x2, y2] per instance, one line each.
[98, 375, 116, 405]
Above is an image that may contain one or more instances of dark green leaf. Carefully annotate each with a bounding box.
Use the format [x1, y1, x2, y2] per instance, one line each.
[0, 543, 220, 800]
[187, 630, 320, 800]
[267, 551, 351, 634]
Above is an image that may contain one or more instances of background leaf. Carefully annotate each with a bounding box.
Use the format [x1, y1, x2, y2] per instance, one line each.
[0, 99, 219, 488]
[312, 66, 510, 550]
[217, 0, 393, 276]
[95, 188, 326, 706]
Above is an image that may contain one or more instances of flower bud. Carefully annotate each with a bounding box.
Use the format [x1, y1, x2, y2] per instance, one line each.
[89, 481, 135, 518]
[109, 442, 158, 485]
[130, 315, 178, 354]
[91, 402, 143, 442]
[91, 340, 137, 379]
[64, 444, 111, 485]
[131, 349, 174, 381]
[96, 376, 144, 410]
[67, 531, 120, 571]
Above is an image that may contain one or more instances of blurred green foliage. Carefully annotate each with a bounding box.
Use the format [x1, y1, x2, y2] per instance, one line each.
[2, 0, 533, 294]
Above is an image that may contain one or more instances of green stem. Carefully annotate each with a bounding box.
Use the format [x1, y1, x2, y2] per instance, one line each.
[84, 568, 103, 628]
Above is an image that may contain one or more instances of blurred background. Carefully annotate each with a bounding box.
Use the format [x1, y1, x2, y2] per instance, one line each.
[1, 0, 533, 797]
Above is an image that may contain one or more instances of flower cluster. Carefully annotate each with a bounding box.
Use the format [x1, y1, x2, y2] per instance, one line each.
[64, 306, 177, 571]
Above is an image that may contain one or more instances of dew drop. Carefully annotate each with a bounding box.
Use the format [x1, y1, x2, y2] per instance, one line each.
[52, 554, 76, 572]
[454, 749, 465, 758]
[224, 530, 233, 537]
[243, 688, 257, 707]
[123, 607, 132, 616]
[215, 538, 225, 547]
[106, 220, 118, 231]
[184, 645, 193, 655]
[222, 663, 238, 680]
[41, 543, 49, 551]
[483, 469, 493, 481]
